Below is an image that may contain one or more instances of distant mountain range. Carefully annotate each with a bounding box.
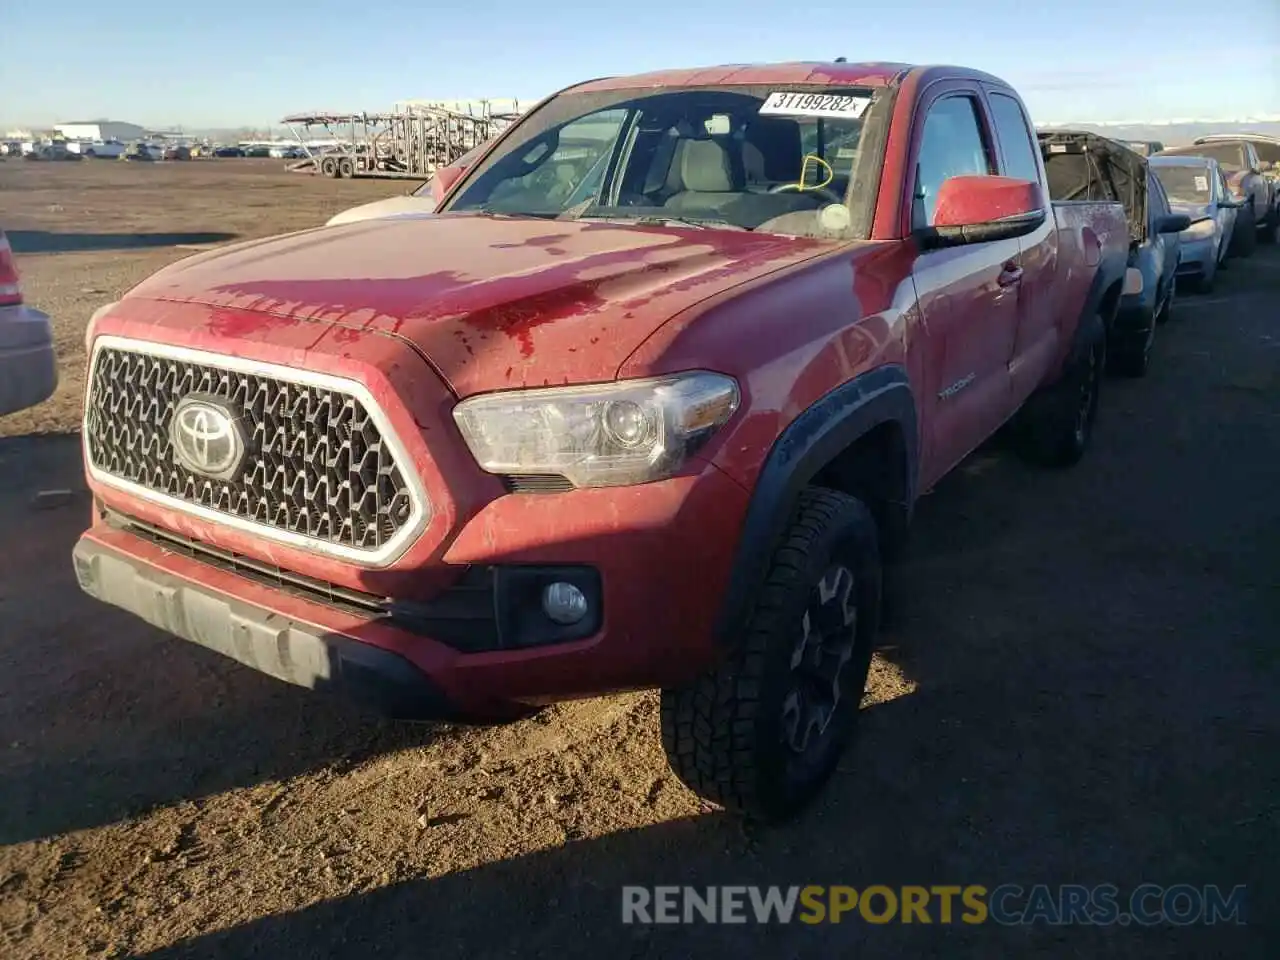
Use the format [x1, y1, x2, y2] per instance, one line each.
[1034, 119, 1280, 147]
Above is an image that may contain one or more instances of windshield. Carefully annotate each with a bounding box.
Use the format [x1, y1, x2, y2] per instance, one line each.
[1153, 164, 1213, 204]
[443, 84, 884, 237]
[1162, 142, 1246, 173]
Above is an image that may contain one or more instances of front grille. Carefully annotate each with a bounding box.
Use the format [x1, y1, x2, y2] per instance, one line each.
[84, 340, 426, 560]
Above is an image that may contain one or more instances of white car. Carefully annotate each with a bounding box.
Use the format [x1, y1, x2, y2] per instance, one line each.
[67, 139, 126, 159]
[0, 231, 57, 416]
[325, 141, 491, 226]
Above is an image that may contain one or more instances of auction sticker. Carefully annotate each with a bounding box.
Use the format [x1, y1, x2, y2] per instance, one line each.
[759, 91, 871, 119]
[1194, 175, 1209, 191]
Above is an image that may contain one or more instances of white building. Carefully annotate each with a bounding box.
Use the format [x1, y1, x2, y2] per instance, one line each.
[54, 120, 149, 142]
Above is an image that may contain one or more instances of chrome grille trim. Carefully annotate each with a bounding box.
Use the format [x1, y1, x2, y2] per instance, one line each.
[82, 335, 431, 568]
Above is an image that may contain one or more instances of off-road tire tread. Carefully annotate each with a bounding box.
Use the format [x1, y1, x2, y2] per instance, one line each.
[660, 487, 874, 821]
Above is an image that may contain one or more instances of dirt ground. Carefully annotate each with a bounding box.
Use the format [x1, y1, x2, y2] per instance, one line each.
[0, 158, 1277, 959]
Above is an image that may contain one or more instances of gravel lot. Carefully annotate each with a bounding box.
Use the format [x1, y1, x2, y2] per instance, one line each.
[1, 158, 1277, 959]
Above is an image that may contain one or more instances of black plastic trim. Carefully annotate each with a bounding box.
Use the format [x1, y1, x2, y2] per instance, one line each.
[714, 364, 918, 650]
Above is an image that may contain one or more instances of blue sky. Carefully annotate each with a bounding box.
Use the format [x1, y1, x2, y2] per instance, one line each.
[2, 0, 1277, 129]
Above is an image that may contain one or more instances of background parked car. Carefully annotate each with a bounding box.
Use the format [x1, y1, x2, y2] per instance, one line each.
[162, 144, 192, 161]
[1121, 140, 1165, 157]
[1149, 155, 1243, 293]
[122, 142, 164, 162]
[1038, 131, 1188, 377]
[25, 142, 82, 161]
[324, 141, 491, 226]
[212, 145, 245, 158]
[1156, 139, 1277, 246]
[0, 229, 57, 416]
[67, 139, 126, 159]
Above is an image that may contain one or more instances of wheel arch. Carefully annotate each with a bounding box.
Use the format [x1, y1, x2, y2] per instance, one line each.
[714, 364, 918, 650]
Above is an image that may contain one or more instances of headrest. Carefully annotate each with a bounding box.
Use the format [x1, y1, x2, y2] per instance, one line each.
[680, 139, 735, 193]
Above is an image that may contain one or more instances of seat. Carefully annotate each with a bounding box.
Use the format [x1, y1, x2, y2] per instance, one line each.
[664, 139, 746, 213]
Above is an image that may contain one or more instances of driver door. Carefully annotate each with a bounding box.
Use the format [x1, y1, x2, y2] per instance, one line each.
[909, 86, 1022, 487]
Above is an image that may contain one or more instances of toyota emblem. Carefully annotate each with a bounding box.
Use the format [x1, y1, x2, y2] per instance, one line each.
[169, 396, 247, 480]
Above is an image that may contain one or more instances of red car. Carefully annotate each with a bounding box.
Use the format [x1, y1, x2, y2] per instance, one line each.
[75, 62, 1129, 821]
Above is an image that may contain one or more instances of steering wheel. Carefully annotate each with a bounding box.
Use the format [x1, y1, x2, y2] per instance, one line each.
[768, 182, 845, 206]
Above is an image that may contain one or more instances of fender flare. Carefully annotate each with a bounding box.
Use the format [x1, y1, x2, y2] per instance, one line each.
[1072, 248, 1127, 363]
[713, 364, 919, 649]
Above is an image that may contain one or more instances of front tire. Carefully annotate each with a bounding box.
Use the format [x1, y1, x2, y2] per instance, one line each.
[660, 488, 881, 823]
[1231, 205, 1257, 258]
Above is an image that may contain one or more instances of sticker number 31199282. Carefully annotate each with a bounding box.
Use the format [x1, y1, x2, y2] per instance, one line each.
[758, 91, 872, 119]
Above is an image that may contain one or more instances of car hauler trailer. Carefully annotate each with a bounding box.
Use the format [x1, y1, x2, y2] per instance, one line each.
[282, 100, 520, 180]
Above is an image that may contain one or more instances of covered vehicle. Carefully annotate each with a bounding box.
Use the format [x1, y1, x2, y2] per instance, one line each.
[1039, 131, 1188, 376]
[1149, 155, 1242, 293]
[1157, 139, 1276, 246]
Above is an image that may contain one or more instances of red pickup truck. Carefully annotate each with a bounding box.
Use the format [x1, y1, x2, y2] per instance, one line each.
[74, 62, 1129, 822]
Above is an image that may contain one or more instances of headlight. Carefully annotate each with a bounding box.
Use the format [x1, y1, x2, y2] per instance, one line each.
[452, 372, 740, 488]
[85, 301, 118, 352]
[1184, 218, 1215, 240]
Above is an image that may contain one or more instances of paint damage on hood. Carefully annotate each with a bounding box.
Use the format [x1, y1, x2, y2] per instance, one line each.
[124, 214, 837, 396]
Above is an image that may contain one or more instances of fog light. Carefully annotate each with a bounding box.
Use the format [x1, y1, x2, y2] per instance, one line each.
[542, 581, 588, 625]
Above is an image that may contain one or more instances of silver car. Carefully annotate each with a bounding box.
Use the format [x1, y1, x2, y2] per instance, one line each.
[0, 231, 57, 416]
[1149, 156, 1243, 294]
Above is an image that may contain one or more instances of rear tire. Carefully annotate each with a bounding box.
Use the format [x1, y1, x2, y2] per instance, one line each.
[1232, 205, 1257, 258]
[338, 158, 354, 179]
[1108, 316, 1154, 378]
[320, 156, 338, 178]
[1013, 321, 1104, 467]
[660, 487, 881, 823]
[1260, 207, 1279, 245]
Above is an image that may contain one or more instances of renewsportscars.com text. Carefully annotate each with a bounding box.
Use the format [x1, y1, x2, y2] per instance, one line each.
[620, 884, 1247, 926]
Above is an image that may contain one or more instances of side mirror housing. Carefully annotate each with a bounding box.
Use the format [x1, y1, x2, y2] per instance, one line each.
[1218, 195, 1242, 209]
[1156, 213, 1191, 234]
[431, 164, 466, 203]
[923, 175, 1047, 247]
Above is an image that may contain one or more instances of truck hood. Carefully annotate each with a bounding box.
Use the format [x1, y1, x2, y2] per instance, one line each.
[125, 213, 835, 396]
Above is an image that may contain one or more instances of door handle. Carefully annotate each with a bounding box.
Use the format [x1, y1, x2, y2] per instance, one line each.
[997, 262, 1024, 287]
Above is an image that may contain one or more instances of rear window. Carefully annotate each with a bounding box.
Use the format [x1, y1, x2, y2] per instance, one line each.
[1164, 142, 1246, 173]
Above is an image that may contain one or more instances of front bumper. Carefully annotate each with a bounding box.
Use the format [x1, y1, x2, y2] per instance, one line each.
[1175, 236, 1217, 277]
[74, 462, 752, 719]
[0, 304, 57, 416]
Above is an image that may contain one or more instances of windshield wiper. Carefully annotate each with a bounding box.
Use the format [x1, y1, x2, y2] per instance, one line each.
[634, 215, 746, 230]
[557, 198, 598, 220]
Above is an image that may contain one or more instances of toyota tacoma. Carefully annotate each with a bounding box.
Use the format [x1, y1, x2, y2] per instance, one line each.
[74, 62, 1129, 821]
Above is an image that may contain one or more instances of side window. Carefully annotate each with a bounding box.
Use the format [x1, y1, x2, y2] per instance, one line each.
[987, 93, 1042, 185]
[913, 96, 994, 228]
[1148, 172, 1170, 221]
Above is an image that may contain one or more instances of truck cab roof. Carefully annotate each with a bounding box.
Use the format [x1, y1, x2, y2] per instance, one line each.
[571, 61, 1011, 94]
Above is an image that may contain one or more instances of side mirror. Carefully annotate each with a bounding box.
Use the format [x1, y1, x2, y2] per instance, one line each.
[1218, 195, 1243, 209]
[431, 164, 466, 203]
[1156, 213, 1191, 234]
[924, 175, 1047, 247]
